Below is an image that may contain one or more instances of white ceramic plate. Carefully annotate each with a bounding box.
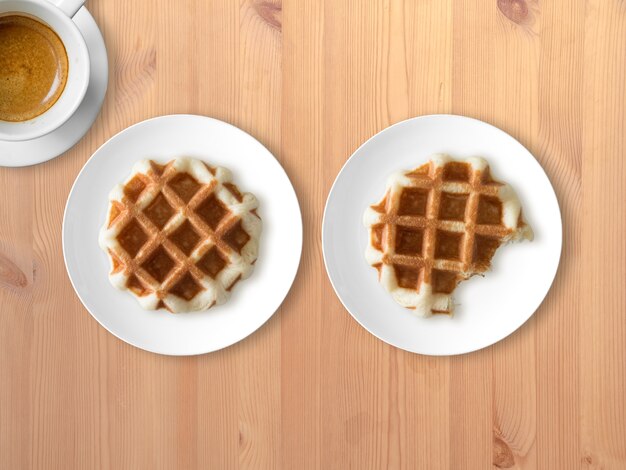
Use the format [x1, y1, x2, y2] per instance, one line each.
[64, 115, 302, 355]
[0, 7, 108, 167]
[323, 115, 562, 356]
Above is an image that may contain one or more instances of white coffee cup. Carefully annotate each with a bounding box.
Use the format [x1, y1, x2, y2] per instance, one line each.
[0, 0, 90, 141]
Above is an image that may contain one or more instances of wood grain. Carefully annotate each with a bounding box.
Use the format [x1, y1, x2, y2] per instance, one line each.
[1, 0, 625, 468]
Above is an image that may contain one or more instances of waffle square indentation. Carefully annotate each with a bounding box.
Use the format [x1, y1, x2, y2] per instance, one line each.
[167, 172, 201, 203]
[143, 192, 174, 229]
[476, 195, 503, 225]
[168, 220, 200, 255]
[472, 235, 501, 268]
[398, 188, 429, 216]
[117, 220, 148, 258]
[394, 265, 421, 289]
[170, 272, 202, 301]
[196, 193, 229, 230]
[432, 269, 458, 294]
[141, 246, 175, 282]
[439, 192, 468, 221]
[434, 230, 463, 261]
[395, 227, 424, 256]
[224, 220, 250, 253]
[442, 162, 470, 182]
[196, 246, 227, 278]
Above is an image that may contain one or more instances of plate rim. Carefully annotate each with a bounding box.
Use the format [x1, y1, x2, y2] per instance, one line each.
[322, 113, 563, 356]
[63, 113, 303, 355]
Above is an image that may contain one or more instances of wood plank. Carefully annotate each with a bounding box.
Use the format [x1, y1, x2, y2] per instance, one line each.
[0, 167, 34, 469]
[581, 1, 626, 468]
[280, 0, 324, 468]
[534, 0, 585, 467]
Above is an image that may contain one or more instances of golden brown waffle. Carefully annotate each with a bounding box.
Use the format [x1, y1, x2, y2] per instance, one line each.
[363, 155, 532, 317]
[99, 157, 261, 313]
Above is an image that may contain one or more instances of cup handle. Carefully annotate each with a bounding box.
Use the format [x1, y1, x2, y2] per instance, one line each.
[53, 0, 86, 18]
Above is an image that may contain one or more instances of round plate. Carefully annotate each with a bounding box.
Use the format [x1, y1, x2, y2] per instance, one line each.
[0, 7, 108, 167]
[64, 115, 302, 355]
[322, 114, 562, 356]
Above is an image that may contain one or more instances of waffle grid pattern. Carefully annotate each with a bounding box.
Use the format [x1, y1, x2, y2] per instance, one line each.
[364, 155, 532, 317]
[99, 158, 261, 313]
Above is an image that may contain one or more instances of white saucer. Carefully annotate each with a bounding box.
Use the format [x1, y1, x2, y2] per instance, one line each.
[322, 115, 562, 356]
[0, 7, 108, 167]
[63, 115, 302, 355]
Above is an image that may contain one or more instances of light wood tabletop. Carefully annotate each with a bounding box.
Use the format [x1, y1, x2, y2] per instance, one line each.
[1, 0, 625, 468]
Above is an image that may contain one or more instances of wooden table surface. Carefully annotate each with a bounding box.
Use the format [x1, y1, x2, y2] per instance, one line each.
[1, 0, 625, 468]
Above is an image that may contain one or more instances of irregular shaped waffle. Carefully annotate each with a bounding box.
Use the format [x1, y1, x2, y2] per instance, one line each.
[99, 157, 261, 313]
[363, 154, 533, 317]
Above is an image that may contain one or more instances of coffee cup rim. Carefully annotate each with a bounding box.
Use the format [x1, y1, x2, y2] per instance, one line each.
[0, 0, 91, 142]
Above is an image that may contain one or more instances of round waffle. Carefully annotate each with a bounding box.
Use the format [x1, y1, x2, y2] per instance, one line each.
[363, 154, 533, 317]
[99, 157, 261, 313]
